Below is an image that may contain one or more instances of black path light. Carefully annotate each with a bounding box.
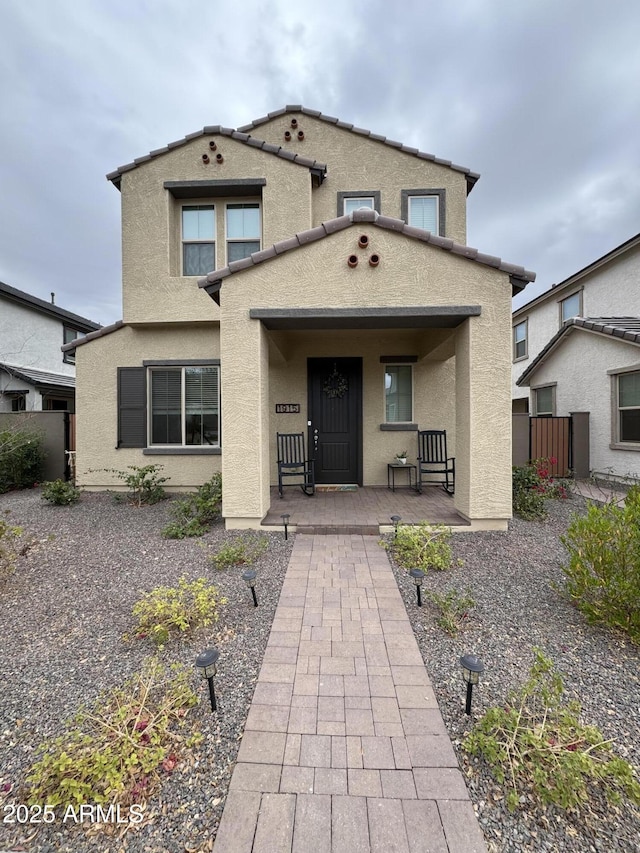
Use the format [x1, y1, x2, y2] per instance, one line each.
[281, 513, 290, 540]
[242, 568, 258, 607]
[460, 653, 484, 715]
[195, 647, 220, 712]
[409, 568, 425, 606]
[390, 515, 402, 537]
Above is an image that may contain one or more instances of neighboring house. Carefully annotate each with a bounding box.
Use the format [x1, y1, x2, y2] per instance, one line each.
[68, 105, 534, 530]
[513, 232, 640, 481]
[0, 282, 101, 413]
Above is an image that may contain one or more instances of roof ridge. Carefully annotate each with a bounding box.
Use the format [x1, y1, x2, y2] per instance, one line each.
[0, 281, 102, 330]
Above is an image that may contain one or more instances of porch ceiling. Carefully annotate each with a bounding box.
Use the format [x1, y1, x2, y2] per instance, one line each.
[249, 305, 481, 331]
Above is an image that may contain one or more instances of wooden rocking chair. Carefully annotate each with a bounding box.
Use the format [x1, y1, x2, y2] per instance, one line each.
[417, 430, 455, 494]
[276, 432, 315, 498]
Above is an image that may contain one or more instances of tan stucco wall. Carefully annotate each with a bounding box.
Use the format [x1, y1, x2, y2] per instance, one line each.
[219, 222, 512, 525]
[247, 113, 469, 244]
[75, 324, 221, 489]
[119, 136, 313, 324]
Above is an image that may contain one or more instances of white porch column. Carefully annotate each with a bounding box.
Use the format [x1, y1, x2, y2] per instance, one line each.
[220, 311, 271, 528]
[454, 314, 512, 529]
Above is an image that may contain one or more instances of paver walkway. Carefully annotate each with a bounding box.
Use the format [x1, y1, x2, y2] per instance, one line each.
[213, 534, 487, 853]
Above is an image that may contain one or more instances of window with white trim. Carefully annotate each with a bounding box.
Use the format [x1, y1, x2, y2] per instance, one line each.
[534, 386, 554, 416]
[408, 196, 438, 233]
[226, 203, 260, 263]
[560, 291, 581, 324]
[385, 365, 413, 423]
[343, 197, 375, 215]
[182, 205, 215, 275]
[149, 366, 220, 447]
[617, 370, 640, 443]
[513, 320, 527, 361]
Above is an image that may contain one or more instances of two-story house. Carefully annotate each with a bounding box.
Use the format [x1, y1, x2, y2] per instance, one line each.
[68, 105, 534, 530]
[0, 281, 100, 413]
[512, 232, 640, 481]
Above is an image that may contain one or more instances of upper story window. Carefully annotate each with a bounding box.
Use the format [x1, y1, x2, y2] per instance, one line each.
[182, 205, 215, 275]
[616, 370, 640, 443]
[149, 365, 220, 447]
[513, 320, 528, 361]
[337, 191, 381, 217]
[385, 365, 413, 423]
[401, 189, 445, 235]
[560, 290, 582, 325]
[63, 326, 85, 365]
[226, 203, 261, 263]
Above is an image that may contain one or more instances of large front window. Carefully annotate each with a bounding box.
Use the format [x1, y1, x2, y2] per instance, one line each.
[226, 203, 260, 263]
[182, 206, 215, 275]
[385, 365, 413, 422]
[618, 371, 640, 443]
[149, 366, 220, 447]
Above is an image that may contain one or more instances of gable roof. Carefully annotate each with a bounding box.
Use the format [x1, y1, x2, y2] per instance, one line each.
[238, 105, 480, 193]
[517, 316, 640, 386]
[198, 209, 535, 303]
[513, 231, 640, 319]
[0, 362, 76, 390]
[0, 281, 101, 332]
[106, 126, 328, 189]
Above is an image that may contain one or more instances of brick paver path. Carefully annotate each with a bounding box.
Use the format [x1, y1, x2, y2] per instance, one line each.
[214, 534, 487, 853]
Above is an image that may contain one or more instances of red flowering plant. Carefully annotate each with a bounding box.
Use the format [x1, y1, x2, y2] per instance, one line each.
[513, 456, 572, 520]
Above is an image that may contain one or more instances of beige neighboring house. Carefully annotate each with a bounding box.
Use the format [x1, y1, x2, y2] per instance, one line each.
[68, 105, 535, 530]
[513, 232, 640, 481]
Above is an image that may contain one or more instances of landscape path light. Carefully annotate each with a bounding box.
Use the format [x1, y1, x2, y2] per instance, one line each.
[195, 647, 220, 712]
[281, 513, 290, 540]
[460, 653, 484, 715]
[390, 515, 402, 537]
[409, 568, 425, 606]
[242, 568, 258, 607]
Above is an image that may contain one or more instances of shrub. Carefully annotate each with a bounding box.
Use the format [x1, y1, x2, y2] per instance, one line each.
[560, 486, 640, 642]
[0, 429, 44, 493]
[41, 478, 81, 505]
[512, 456, 571, 521]
[162, 474, 222, 539]
[385, 522, 454, 572]
[25, 660, 198, 807]
[209, 533, 268, 570]
[103, 464, 168, 506]
[131, 576, 225, 645]
[427, 587, 475, 636]
[0, 511, 24, 583]
[463, 649, 640, 811]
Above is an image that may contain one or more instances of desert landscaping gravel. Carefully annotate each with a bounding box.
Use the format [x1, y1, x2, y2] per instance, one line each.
[0, 487, 639, 852]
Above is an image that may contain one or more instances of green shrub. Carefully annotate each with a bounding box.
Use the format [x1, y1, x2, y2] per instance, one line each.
[131, 576, 225, 645]
[512, 457, 572, 521]
[41, 478, 81, 505]
[463, 649, 640, 811]
[560, 487, 640, 642]
[0, 511, 24, 583]
[427, 587, 475, 636]
[209, 533, 268, 570]
[162, 474, 222, 539]
[103, 464, 168, 506]
[0, 429, 45, 493]
[25, 660, 198, 807]
[384, 522, 454, 572]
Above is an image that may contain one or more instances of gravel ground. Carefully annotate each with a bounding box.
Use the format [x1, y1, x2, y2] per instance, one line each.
[0, 488, 292, 853]
[1, 488, 639, 852]
[387, 493, 640, 853]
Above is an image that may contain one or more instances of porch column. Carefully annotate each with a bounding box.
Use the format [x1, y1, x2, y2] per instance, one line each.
[220, 311, 270, 528]
[454, 314, 511, 529]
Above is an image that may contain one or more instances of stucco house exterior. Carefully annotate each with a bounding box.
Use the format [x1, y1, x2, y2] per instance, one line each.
[0, 281, 100, 413]
[513, 232, 640, 481]
[68, 105, 535, 530]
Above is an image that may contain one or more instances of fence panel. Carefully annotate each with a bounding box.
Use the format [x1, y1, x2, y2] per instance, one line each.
[529, 416, 572, 477]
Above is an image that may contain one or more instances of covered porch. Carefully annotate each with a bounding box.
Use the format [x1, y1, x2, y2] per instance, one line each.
[261, 484, 469, 534]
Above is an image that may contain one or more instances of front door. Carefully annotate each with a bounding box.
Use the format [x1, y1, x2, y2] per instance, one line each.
[308, 357, 362, 484]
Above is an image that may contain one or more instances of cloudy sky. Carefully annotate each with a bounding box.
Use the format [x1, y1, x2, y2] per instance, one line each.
[1, 0, 639, 326]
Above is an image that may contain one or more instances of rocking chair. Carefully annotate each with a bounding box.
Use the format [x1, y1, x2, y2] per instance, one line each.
[417, 430, 455, 494]
[276, 432, 315, 498]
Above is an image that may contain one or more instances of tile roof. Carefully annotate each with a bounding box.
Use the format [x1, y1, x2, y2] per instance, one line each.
[198, 209, 535, 302]
[61, 319, 125, 352]
[238, 105, 480, 193]
[0, 282, 101, 331]
[106, 127, 327, 187]
[0, 363, 76, 389]
[517, 317, 640, 385]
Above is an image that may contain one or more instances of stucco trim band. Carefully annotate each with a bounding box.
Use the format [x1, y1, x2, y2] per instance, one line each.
[248, 306, 482, 331]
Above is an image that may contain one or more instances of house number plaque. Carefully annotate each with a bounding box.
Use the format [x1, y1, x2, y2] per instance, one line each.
[275, 403, 300, 413]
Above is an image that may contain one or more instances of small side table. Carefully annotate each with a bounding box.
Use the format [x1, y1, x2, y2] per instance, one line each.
[387, 462, 418, 492]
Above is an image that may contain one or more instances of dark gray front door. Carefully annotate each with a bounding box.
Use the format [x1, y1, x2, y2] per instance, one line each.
[308, 357, 362, 484]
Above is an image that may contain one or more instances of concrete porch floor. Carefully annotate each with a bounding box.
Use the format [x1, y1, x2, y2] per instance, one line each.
[262, 485, 468, 534]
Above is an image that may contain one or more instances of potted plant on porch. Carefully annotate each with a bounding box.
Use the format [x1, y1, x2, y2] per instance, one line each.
[395, 450, 408, 465]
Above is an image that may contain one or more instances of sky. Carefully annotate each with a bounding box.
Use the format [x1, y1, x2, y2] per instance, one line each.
[1, 0, 639, 326]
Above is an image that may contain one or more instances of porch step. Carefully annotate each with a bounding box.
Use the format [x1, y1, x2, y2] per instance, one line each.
[295, 524, 379, 535]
